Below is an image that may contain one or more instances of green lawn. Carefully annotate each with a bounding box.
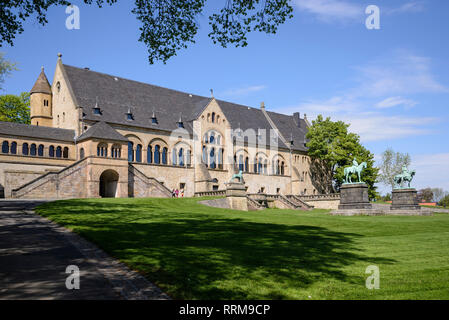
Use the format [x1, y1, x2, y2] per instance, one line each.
[36, 197, 449, 300]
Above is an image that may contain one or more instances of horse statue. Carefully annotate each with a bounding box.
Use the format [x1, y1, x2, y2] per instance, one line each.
[343, 159, 367, 184]
[394, 166, 416, 189]
[230, 170, 244, 183]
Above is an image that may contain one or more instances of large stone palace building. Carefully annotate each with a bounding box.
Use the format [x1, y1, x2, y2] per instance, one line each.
[0, 54, 318, 199]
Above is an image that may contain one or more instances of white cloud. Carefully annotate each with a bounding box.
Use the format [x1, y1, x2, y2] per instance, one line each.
[293, 0, 363, 22]
[221, 85, 267, 97]
[275, 50, 447, 142]
[346, 115, 437, 141]
[375, 96, 417, 109]
[386, 1, 425, 15]
[354, 51, 449, 97]
[412, 153, 449, 190]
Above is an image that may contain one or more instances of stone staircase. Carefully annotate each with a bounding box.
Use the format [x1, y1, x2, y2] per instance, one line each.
[12, 158, 89, 199]
[128, 165, 172, 198]
[286, 195, 314, 210]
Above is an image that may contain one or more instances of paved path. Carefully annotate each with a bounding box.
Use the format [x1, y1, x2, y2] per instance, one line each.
[0, 200, 169, 300]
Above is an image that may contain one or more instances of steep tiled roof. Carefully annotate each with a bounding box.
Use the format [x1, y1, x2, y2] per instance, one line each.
[63, 64, 209, 133]
[30, 68, 52, 94]
[62, 64, 308, 150]
[265, 111, 308, 151]
[77, 121, 129, 142]
[0, 121, 75, 142]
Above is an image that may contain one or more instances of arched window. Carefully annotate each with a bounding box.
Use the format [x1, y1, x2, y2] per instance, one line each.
[172, 147, 177, 165]
[11, 142, 17, 154]
[276, 160, 280, 175]
[209, 132, 215, 144]
[128, 142, 134, 162]
[202, 146, 207, 166]
[254, 158, 258, 173]
[97, 143, 107, 157]
[154, 145, 160, 164]
[30, 144, 37, 156]
[245, 157, 249, 172]
[186, 149, 191, 167]
[49, 146, 55, 157]
[210, 148, 216, 169]
[56, 146, 62, 158]
[258, 157, 263, 174]
[178, 148, 184, 166]
[111, 145, 121, 158]
[63, 147, 69, 159]
[38, 145, 44, 157]
[264, 160, 268, 175]
[22, 143, 29, 156]
[136, 144, 142, 162]
[281, 162, 285, 175]
[238, 155, 244, 171]
[162, 147, 168, 164]
[80, 148, 85, 159]
[218, 148, 223, 169]
[147, 145, 152, 163]
[211, 112, 215, 123]
[2, 141, 8, 154]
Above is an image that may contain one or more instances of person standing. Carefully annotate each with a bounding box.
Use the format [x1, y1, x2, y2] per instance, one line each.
[175, 189, 179, 198]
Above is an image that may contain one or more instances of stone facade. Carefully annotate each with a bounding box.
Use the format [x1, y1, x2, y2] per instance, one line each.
[338, 183, 372, 210]
[0, 55, 321, 200]
[391, 189, 421, 210]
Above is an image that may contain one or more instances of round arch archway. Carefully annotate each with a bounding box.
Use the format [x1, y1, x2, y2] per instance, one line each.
[99, 169, 119, 198]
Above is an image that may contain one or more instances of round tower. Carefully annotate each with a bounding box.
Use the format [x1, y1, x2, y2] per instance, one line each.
[30, 67, 53, 127]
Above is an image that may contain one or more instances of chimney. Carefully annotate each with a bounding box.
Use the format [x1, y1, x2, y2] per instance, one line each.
[293, 112, 301, 127]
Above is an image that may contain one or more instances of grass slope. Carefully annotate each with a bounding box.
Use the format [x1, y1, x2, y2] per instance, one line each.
[36, 197, 449, 300]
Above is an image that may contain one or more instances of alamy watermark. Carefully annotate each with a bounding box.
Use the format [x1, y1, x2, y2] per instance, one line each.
[366, 5, 380, 30]
[65, 265, 80, 290]
[66, 5, 80, 30]
[365, 265, 380, 290]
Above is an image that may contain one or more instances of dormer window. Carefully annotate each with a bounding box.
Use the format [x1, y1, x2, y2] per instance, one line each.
[151, 110, 158, 124]
[177, 113, 184, 128]
[93, 97, 101, 115]
[126, 108, 134, 121]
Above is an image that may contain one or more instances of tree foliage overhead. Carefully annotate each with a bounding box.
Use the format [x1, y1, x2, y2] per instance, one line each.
[306, 115, 379, 199]
[0, 52, 17, 91]
[0, 0, 294, 64]
[0, 92, 31, 124]
[378, 148, 411, 189]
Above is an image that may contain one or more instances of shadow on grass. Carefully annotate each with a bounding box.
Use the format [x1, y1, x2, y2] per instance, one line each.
[37, 199, 396, 299]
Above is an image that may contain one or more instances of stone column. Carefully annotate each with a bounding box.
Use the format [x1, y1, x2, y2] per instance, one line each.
[226, 181, 248, 211]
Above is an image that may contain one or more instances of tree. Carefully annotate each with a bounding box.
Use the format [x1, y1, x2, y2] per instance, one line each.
[417, 188, 434, 203]
[431, 188, 447, 203]
[0, 92, 30, 124]
[0, 52, 17, 91]
[378, 148, 411, 189]
[306, 115, 379, 199]
[439, 194, 449, 208]
[0, 1, 293, 64]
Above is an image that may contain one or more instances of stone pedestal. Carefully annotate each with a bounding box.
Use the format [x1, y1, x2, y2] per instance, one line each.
[226, 182, 248, 211]
[338, 183, 372, 210]
[391, 188, 421, 210]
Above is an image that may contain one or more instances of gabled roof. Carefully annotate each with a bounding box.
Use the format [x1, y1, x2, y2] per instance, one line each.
[30, 67, 52, 95]
[265, 111, 308, 151]
[63, 64, 209, 133]
[0, 121, 75, 142]
[61, 64, 308, 151]
[77, 121, 128, 142]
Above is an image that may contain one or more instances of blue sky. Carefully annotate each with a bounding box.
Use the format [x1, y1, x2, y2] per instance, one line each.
[2, 0, 449, 194]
